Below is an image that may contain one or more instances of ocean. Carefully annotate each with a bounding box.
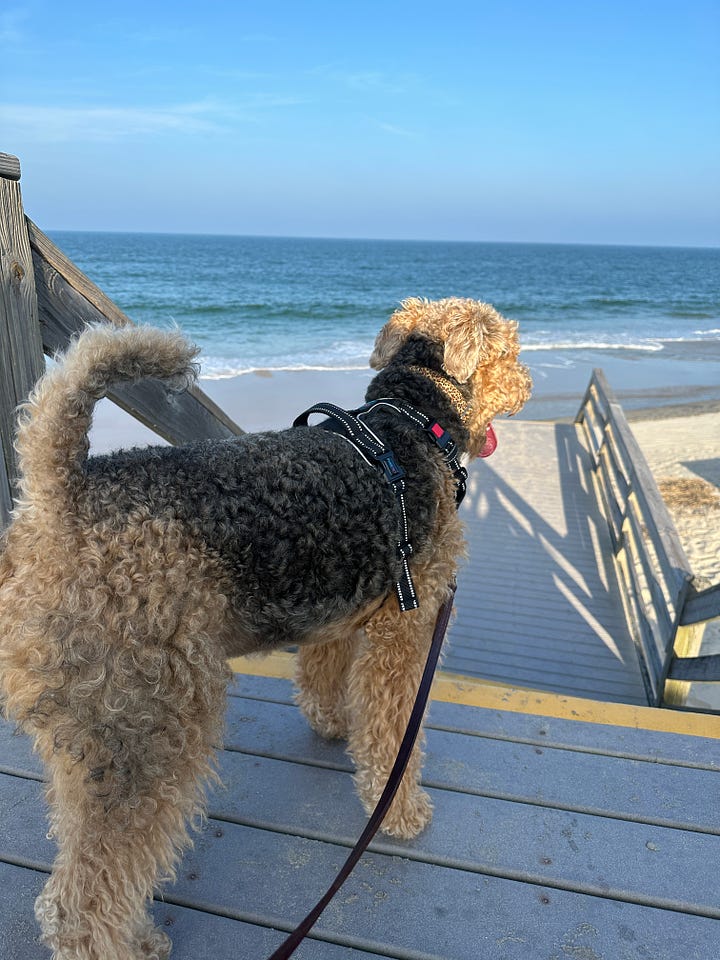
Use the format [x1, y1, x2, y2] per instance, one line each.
[50, 232, 720, 418]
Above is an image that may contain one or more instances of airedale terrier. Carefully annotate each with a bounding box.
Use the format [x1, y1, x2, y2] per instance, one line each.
[0, 297, 530, 959]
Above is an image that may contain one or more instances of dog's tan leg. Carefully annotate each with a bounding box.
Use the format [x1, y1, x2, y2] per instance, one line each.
[345, 587, 448, 840]
[31, 622, 229, 960]
[35, 760, 176, 960]
[295, 633, 360, 739]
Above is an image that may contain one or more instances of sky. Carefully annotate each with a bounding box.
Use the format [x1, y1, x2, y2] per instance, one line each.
[1, 1, 718, 245]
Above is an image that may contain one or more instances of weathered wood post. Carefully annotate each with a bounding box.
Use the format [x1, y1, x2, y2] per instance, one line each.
[0, 152, 45, 529]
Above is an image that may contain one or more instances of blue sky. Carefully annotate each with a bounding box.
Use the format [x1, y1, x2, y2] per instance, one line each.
[1, 1, 718, 244]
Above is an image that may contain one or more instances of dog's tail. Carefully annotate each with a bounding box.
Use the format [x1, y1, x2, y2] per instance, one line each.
[13, 323, 198, 516]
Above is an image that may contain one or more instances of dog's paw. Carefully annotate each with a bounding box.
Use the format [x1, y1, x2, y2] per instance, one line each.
[380, 789, 433, 840]
[297, 697, 350, 740]
[138, 925, 172, 960]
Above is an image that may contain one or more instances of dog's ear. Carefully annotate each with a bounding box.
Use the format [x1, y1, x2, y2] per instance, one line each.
[369, 298, 424, 369]
[442, 316, 483, 383]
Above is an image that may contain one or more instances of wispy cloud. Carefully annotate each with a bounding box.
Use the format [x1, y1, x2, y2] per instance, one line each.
[345, 71, 413, 96]
[307, 64, 419, 98]
[0, 101, 222, 142]
[375, 120, 417, 138]
[0, 96, 304, 143]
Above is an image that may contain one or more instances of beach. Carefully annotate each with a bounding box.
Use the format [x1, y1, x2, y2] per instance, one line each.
[66, 232, 718, 708]
[88, 366, 720, 708]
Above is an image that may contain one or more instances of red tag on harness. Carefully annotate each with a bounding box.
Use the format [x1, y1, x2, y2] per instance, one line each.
[479, 423, 497, 458]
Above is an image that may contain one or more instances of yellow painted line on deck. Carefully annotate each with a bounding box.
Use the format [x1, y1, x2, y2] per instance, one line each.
[434, 671, 720, 739]
[228, 654, 720, 739]
[229, 652, 296, 680]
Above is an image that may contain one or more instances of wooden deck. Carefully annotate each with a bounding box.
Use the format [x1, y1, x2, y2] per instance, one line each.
[3, 674, 720, 959]
[446, 419, 649, 704]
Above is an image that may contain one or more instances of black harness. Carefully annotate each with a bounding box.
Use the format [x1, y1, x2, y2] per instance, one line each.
[293, 397, 468, 612]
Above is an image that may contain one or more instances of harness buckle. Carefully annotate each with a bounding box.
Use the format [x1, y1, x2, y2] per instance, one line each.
[426, 421, 453, 450]
[376, 450, 406, 484]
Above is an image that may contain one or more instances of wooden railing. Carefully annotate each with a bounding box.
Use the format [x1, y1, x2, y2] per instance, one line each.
[576, 369, 720, 708]
[0, 152, 243, 529]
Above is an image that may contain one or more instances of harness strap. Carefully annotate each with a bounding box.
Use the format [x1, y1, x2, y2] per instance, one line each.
[294, 398, 468, 612]
[293, 401, 419, 611]
[355, 398, 468, 506]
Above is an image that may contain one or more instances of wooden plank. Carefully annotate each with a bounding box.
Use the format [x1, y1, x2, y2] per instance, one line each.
[0, 861, 48, 960]
[6, 682, 720, 955]
[600, 426, 631, 503]
[0, 861, 383, 960]
[213, 705, 720, 833]
[224, 674, 720, 749]
[0, 152, 21, 181]
[668, 655, 720, 683]
[575, 371, 611, 430]
[55, 836, 720, 959]
[615, 545, 663, 704]
[593, 452, 623, 548]
[6, 693, 720, 836]
[27, 220, 244, 441]
[31, 250, 243, 445]
[608, 402, 692, 593]
[579, 405, 601, 461]
[580, 372, 691, 599]
[4, 763, 720, 959]
[448, 422, 647, 703]
[10, 677, 720, 783]
[445, 637, 644, 700]
[5, 763, 720, 922]
[580, 390, 605, 458]
[27, 218, 159, 335]
[624, 497, 675, 638]
[572, 371, 710, 706]
[0, 172, 45, 528]
[423, 701, 720, 768]
[27, 220, 241, 436]
[682, 582, 720, 626]
[447, 630, 640, 673]
[435, 665, 646, 704]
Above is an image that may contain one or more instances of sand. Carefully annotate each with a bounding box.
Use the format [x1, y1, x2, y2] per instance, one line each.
[629, 410, 720, 587]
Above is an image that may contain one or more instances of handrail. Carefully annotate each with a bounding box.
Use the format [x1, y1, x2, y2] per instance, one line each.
[27, 219, 244, 443]
[576, 369, 719, 707]
[0, 151, 244, 531]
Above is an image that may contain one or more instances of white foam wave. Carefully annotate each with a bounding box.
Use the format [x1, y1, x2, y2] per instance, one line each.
[200, 362, 370, 380]
[522, 340, 665, 353]
[196, 332, 720, 379]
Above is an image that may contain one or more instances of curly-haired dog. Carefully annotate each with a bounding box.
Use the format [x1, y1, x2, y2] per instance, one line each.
[0, 297, 530, 960]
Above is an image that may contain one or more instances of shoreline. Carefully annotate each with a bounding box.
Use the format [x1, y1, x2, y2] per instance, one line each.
[87, 362, 720, 446]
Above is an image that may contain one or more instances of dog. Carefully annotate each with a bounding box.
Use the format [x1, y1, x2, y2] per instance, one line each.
[0, 297, 530, 959]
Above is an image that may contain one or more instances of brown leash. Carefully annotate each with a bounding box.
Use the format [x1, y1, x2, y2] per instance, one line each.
[267, 581, 457, 960]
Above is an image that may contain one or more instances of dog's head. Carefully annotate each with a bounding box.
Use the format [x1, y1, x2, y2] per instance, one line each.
[370, 297, 532, 458]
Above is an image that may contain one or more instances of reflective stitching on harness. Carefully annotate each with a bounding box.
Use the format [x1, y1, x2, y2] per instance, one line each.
[358, 399, 469, 507]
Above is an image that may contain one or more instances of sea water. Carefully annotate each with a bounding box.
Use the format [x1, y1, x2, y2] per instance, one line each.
[50, 232, 720, 417]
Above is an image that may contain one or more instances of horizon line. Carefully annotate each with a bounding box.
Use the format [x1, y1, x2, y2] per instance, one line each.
[44, 228, 720, 252]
